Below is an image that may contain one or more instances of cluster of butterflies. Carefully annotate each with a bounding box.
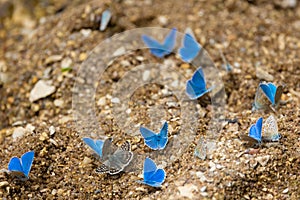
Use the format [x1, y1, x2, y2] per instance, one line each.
[142, 28, 213, 100]
[83, 121, 168, 187]
[240, 82, 283, 147]
[5, 29, 284, 189]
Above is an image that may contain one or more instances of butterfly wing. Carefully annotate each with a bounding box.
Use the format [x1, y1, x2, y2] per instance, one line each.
[20, 151, 34, 178]
[100, 9, 112, 31]
[140, 126, 158, 149]
[147, 168, 165, 187]
[101, 138, 116, 161]
[8, 157, 23, 174]
[142, 35, 166, 58]
[262, 115, 281, 142]
[260, 83, 275, 104]
[186, 68, 210, 99]
[157, 122, 168, 149]
[179, 33, 201, 62]
[163, 28, 177, 53]
[83, 137, 104, 157]
[143, 158, 157, 181]
[248, 117, 262, 143]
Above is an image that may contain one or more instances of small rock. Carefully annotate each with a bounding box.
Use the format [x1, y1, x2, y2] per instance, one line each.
[276, 0, 297, 8]
[196, 171, 207, 183]
[256, 155, 270, 167]
[51, 189, 57, 195]
[12, 127, 26, 140]
[0, 181, 9, 187]
[29, 80, 56, 102]
[178, 183, 198, 199]
[54, 99, 64, 107]
[49, 126, 56, 136]
[111, 97, 120, 104]
[81, 157, 93, 166]
[61, 57, 73, 69]
[256, 66, 274, 81]
[200, 186, 207, 192]
[143, 70, 150, 81]
[80, 29, 92, 37]
[113, 47, 126, 57]
[97, 97, 106, 106]
[39, 132, 49, 141]
[25, 124, 35, 133]
[157, 15, 168, 26]
[282, 188, 289, 194]
[79, 53, 87, 61]
[45, 55, 63, 65]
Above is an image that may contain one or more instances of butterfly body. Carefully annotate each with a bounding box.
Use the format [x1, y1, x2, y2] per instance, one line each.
[240, 117, 263, 147]
[137, 157, 166, 187]
[96, 138, 133, 175]
[186, 67, 212, 99]
[140, 121, 168, 150]
[8, 151, 34, 181]
[253, 82, 283, 110]
[179, 33, 201, 63]
[142, 28, 177, 58]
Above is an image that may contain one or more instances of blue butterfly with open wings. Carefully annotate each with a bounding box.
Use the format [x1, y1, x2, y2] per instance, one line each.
[142, 28, 177, 58]
[137, 157, 166, 187]
[186, 67, 213, 99]
[140, 121, 168, 150]
[8, 151, 34, 181]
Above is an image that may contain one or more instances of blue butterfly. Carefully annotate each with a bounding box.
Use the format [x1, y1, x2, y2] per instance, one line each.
[100, 9, 112, 31]
[240, 117, 263, 147]
[179, 32, 201, 62]
[262, 115, 281, 142]
[83, 137, 104, 158]
[186, 67, 212, 99]
[140, 121, 168, 150]
[137, 157, 166, 187]
[8, 151, 34, 181]
[253, 82, 283, 110]
[142, 28, 177, 58]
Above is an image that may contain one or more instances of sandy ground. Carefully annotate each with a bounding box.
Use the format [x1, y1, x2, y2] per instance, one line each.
[0, 0, 299, 199]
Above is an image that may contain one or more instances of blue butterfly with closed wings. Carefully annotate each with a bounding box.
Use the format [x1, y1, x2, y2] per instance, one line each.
[100, 9, 111, 31]
[82, 137, 104, 158]
[140, 121, 168, 150]
[240, 117, 263, 147]
[253, 82, 283, 110]
[8, 151, 34, 181]
[142, 28, 177, 58]
[179, 32, 201, 62]
[186, 67, 213, 99]
[137, 157, 166, 187]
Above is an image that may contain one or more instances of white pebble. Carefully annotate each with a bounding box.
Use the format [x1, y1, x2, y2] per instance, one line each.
[111, 97, 120, 104]
[13, 127, 26, 140]
[49, 126, 56, 136]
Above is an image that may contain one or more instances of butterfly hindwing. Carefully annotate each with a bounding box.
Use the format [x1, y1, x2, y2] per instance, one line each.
[20, 151, 34, 177]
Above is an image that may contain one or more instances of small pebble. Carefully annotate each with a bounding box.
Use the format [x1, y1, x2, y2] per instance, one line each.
[111, 97, 120, 104]
[49, 126, 56, 136]
[282, 188, 289, 194]
[29, 80, 56, 102]
[12, 127, 26, 140]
